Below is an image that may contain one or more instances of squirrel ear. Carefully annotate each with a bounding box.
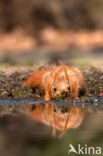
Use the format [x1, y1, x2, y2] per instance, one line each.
[58, 60, 63, 65]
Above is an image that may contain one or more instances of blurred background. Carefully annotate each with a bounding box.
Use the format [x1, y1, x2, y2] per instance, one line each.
[0, 0, 103, 67]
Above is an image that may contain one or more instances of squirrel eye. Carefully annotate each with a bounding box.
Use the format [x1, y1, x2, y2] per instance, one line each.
[53, 88, 57, 92]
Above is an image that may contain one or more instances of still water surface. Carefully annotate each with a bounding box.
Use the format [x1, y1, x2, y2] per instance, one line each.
[0, 97, 103, 156]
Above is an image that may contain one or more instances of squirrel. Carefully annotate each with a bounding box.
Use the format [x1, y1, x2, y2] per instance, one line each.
[23, 65, 87, 101]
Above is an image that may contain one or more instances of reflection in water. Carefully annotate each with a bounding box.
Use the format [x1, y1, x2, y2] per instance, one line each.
[25, 103, 85, 137]
[0, 103, 103, 155]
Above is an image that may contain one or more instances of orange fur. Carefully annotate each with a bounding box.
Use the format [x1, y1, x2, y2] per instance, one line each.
[27, 104, 85, 136]
[23, 65, 87, 100]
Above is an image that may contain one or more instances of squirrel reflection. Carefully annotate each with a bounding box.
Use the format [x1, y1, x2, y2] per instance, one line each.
[25, 104, 85, 137]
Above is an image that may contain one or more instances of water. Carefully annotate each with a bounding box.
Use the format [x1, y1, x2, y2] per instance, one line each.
[0, 95, 103, 106]
[0, 97, 103, 156]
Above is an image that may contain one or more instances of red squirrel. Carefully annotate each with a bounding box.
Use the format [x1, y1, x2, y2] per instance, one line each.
[23, 65, 87, 100]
